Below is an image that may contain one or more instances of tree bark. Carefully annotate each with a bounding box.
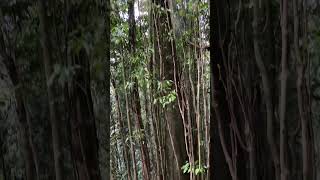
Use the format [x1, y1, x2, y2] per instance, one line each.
[279, 0, 288, 179]
[293, 1, 313, 179]
[38, 1, 64, 180]
[153, 0, 188, 179]
[0, 133, 7, 180]
[68, 50, 101, 180]
[64, 2, 102, 179]
[0, 8, 38, 180]
[252, 1, 280, 179]
[209, 0, 232, 180]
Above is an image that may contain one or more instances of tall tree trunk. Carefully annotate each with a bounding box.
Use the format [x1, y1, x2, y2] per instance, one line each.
[0, 10, 37, 180]
[132, 83, 151, 180]
[112, 80, 132, 180]
[7, 65, 36, 180]
[122, 53, 138, 180]
[65, 2, 102, 179]
[252, 1, 280, 180]
[279, 0, 288, 179]
[0, 46, 36, 180]
[38, 1, 64, 180]
[209, 0, 232, 179]
[293, 1, 313, 179]
[128, 0, 152, 179]
[153, 0, 188, 179]
[69, 51, 101, 180]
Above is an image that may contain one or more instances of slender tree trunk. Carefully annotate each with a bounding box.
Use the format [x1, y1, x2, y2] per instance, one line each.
[132, 83, 152, 180]
[122, 54, 138, 180]
[112, 80, 132, 180]
[128, 0, 152, 179]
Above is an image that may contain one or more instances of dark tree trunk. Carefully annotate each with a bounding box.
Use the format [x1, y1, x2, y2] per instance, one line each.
[209, 0, 232, 180]
[0, 133, 8, 180]
[67, 3, 101, 179]
[38, 1, 65, 179]
[69, 50, 101, 180]
[0, 15, 37, 180]
[1, 56, 36, 180]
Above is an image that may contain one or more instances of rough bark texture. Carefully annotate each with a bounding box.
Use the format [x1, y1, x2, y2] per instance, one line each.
[38, 1, 64, 179]
[0, 10, 38, 180]
[68, 51, 101, 180]
[279, 0, 288, 179]
[293, 0, 313, 179]
[252, 1, 280, 179]
[0, 126, 8, 180]
[65, 2, 102, 179]
[0, 43, 37, 180]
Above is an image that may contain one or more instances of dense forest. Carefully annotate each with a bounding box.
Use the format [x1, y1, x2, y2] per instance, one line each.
[1, 0, 320, 180]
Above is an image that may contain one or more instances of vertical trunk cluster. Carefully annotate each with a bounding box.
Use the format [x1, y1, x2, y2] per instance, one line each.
[39, 1, 102, 179]
[68, 50, 101, 179]
[112, 80, 132, 180]
[67, 3, 101, 180]
[208, 0, 315, 179]
[152, 0, 188, 179]
[1, 0, 110, 179]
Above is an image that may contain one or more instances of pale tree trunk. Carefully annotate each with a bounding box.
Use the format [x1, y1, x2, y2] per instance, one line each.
[112, 80, 132, 180]
[122, 54, 138, 180]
